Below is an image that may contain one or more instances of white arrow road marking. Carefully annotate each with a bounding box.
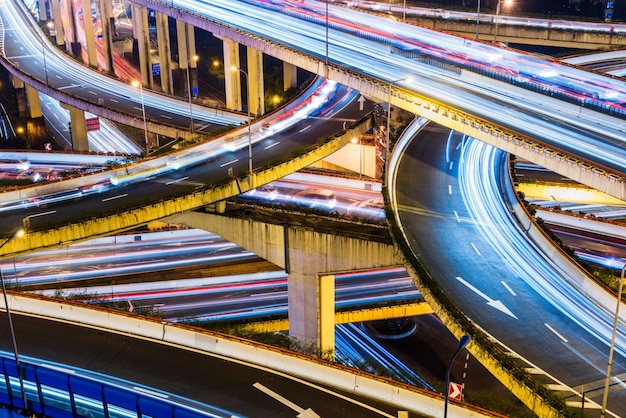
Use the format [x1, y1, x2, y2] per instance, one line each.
[358, 95, 366, 111]
[455, 277, 517, 319]
[253, 382, 321, 417]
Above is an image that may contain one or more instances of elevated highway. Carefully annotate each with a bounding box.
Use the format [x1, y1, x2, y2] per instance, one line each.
[355, 1, 626, 49]
[0, 0, 245, 144]
[127, 0, 625, 201]
[3, 0, 624, 199]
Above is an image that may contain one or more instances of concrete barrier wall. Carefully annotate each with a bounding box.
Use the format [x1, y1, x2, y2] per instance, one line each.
[6, 293, 496, 418]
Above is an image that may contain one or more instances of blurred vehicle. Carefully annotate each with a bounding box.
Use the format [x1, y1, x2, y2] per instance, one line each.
[347, 197, 385, 219]
[244, 184, 279, 201]
[293, 188, 337, 210]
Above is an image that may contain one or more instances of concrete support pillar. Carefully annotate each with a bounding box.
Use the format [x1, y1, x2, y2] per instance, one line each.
[49, 0, 65, 46]
[60, 103, 89, 151]
[81, 0, 98, 67]
[176, 21, 197, 98]
[318, 274, 335, 360]
[25, 85, 43, 119]
[155, 12, 173, 94]
[283, 62, 297, 91]
[98, 0, 115, 74]
[38, 0, 48, 21]
[219, 36, 241, 111]
[160, 212, 402, 355]
[67, 0, 81, 56]
[247, 47, 265, 116]
[132, 4, 153, 87]
[12, 77, 26, 118]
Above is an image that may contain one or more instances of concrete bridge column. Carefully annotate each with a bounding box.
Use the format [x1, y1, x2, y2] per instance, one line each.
[155, 12, 173, 94]
[217, 36, 242, 111]
[98, 0, 115, 75]
[24, 85, 43, 119]
[318, 274, 335, 359]
[160, 211, 403, 354]
[49, 0, 64, 46]
[38, 0, 48, 21]
[247, 47, 265, 116]
[60, 103, 88, 151]
[132, 4, 153, 87]
[283, 62, 297, 91]
[176, 21, 197, 99]
[11, 77, 27, 118]
[80, 0, 98, 67]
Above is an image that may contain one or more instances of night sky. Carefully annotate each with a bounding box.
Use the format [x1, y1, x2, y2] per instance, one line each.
[409, 0, 622, 22]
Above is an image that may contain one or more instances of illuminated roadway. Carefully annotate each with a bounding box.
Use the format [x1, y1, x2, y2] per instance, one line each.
[1, 0, 624, 414]
[132, 0, 626, 181]
[0, 0, 246, 134]
[392, 121, 626, 415]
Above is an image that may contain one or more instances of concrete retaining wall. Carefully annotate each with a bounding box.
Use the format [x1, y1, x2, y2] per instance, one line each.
[5, 293, 495, 418]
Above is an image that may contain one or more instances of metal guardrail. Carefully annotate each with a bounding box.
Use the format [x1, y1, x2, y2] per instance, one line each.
[0, 353, 223, 418]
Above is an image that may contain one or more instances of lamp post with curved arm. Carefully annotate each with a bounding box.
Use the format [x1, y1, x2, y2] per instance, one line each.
[0, 229, 27, 411]
[186, 55, 199, 132]
[231, 66, 253, 174]
[494, 0, 513, 43]
[131, 80, 148, 153]
[444, 334, 471, 417]
[600, 263, 626, 418]
[385, 76, 411, 174]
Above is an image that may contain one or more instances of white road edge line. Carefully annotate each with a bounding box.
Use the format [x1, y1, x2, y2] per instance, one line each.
[545, 323, 569, 343]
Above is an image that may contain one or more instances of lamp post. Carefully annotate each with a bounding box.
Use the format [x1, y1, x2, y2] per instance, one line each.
[42, 46, 49, 86]
[186, 55, 199, 133]
[132, 80, 149, 154]
[403, 0, 406, 20]
[475, 0, 481, 39]
[600, 263, 626, 418]
[494, 0, 512, 43]
[231, 66, 253, 174]
[385, 77, 410, 172]
[0, 229, 27, 411]
[444, 334, 471, 417]
[325, 0, 329, 66]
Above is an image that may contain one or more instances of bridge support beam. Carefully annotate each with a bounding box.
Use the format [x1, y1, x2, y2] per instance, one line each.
[98, 0, 115, 75]
[247, 48, 265, 116]
[49, 0, 65, 46]
[218, 36, 242, 111]
[176, 21, 198, 99]
[25, 85, 43, 119]
[319, 274, 335, 359]
[60, 103, 88, 151]
[156, 12, 173, 94]
[38, 0, 47, 21]
[132, 4, 153, 88]
[80, 0, 98, 67]
[161, 211, 403, 353]
[283, 62, 297, 91]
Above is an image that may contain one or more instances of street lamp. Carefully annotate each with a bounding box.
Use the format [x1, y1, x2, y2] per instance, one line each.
[385, 76, 411, 172]
[325, 1, 329, 66]
[494, 0, 512, 43]
[186, 55, 199, 133]
[231, 66, 253, 175]
[444, 334, 471, 417]
[42, 46, 49, 86]
[0, 229, 27, 411]
[131, 80, 149, 154]
[600, 263, 626, 418]
[475, 0, 481, 39]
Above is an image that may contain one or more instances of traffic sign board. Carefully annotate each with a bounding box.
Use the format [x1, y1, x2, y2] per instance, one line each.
[448, 382, 463, 401]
